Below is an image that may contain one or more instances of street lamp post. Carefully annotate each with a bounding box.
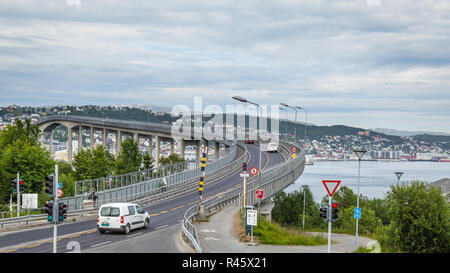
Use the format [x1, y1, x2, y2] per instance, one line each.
[353, 149, 366, 252]
[301, 185, 306, 229]
[280, 103, 298, 145]
[232, 96, 263, 223]
[296, 106, 308, 139]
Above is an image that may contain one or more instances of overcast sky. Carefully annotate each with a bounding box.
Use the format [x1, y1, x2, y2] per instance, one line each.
[1, 0, 449, 133]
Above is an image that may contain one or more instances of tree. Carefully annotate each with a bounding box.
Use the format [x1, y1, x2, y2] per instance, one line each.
[142, 151, 154, 171]
[0, 118, 40, 148]
[73, 145, 114, 181]
[385, 181, 450, 253]
[0, 140, 55, 202]
[272, 186, 323, 229]
[115, 137, 142, 175]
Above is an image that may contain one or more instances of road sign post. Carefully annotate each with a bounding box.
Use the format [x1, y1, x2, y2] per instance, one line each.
[322, 180, 341, 253]
[247, 209, 257, 246]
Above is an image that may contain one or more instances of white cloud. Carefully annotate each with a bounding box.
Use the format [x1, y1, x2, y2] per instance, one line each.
[0, 0, 449, 133]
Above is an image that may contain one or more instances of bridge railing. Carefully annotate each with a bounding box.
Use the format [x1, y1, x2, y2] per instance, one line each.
[181, 139, 305, 253]
[58, 142, 236, 211]
[0, 142, 241, 228]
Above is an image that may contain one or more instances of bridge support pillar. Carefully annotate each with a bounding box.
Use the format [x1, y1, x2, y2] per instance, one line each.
[196, 141, 201, 167]
[116, 130, 122, 157]
[49, 131, 54, 157]
[40, 133, 45, 148]
[90, 126, 94, 150]
[148, 135, 153, 157]
[102, 128, 107, 148]
[179, 139, 185, 159]
[68, 127, 72, 164]
[198, 204, 206, 221]
[78, 125, 82, 152]
[155, 136, 160, 168]
[214, 141, 220, 160]
[170, 141, 175, 155]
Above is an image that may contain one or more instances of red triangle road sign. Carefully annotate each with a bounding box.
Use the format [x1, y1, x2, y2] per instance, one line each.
[322, 180, 341, 197]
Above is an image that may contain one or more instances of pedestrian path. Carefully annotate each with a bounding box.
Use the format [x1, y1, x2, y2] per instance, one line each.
[195, 204, 379, 253]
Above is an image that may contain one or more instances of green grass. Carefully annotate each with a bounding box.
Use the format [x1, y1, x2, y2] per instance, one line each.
[252, 217, 328, 246]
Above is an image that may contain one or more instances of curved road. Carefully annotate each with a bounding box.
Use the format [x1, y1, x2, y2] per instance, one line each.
[0, 142, 285, 253]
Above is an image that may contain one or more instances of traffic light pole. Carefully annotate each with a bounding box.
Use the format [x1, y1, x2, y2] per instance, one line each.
[328, 196, 332, 253]
[16, 172, 20, 218]
[53, 164, 58, 253]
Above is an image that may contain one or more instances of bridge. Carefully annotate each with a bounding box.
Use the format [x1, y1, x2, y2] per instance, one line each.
[37, 115, 229, 167]
[0, 115, 305, 253]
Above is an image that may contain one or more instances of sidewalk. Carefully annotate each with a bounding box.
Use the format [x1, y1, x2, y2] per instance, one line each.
[195, 204, 379, 253]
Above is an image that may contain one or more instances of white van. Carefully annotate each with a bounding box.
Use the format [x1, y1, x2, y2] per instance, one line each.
[97, 202, 150, 234]
[267, 142, 278, 153]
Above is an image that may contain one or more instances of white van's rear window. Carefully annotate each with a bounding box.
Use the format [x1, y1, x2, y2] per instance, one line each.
[100, 207, 120, 217]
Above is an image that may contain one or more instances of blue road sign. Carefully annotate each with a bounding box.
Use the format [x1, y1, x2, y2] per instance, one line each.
[354, 207, 361, 219]
[58, 183, 62, 189]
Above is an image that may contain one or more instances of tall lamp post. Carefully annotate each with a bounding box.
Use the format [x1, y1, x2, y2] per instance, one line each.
[280, 103, 298, 145]
[279, 106, 286, 141]
[232, 96, 263, 222]
[301, 185, 307, 230]
[296, 106, 308, 139]
[353, 149, 366, 252]
[394, 171, 404, 185]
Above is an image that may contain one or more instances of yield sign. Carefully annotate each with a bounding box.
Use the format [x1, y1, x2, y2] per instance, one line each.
[322, 180, 341, 197]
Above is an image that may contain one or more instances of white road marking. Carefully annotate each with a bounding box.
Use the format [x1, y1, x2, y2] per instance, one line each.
[126, 232, 143, 238]
[90, 241, 111, 248]
[154, 224, 168, 230]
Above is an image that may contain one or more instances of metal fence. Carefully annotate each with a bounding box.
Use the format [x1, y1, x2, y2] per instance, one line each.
[181, 139, 305, 253]
[58, 142, 237, 211]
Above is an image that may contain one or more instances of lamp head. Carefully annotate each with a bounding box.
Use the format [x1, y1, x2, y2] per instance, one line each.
[232, 96, 247, 103]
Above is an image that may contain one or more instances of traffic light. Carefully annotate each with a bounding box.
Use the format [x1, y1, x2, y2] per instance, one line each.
[45, 201, 54, 222]
[45, 174, 54, 195]
[320, 207, 328, 221]
[58, 201, 67, 222]
[11, 179, 17, 194]
[243, 162, 247, 172]
[331, 201, 339, 222]
[18, 179, 24, 192]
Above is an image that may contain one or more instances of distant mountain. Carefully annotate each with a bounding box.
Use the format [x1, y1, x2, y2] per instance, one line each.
[372, 128, 450, 137]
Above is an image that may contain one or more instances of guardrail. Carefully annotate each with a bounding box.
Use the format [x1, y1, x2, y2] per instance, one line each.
[181, 139, 305, 253]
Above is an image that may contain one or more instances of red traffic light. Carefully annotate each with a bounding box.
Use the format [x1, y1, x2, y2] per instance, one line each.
[332, 202, 339, 208]
[19, 180, 24, 185]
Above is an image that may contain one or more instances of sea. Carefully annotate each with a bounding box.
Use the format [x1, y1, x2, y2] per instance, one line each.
[285, 161, 450, 203]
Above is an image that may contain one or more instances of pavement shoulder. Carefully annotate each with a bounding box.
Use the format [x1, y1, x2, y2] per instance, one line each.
[195, 203, 379, 253]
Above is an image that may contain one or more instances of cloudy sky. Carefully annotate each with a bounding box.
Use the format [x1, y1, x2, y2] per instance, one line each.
[1, 0, 449, 133]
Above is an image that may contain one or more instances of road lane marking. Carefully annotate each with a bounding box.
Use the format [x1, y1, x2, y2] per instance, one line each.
[4, 249, 18, 253]
[27, 244, 40, 248]
[160, 211, 169, 214]
[90, 241, 111, 248]
[150, 213, 160, 216]
[126, 232, 143, 238]
[154, 224, 168, 230]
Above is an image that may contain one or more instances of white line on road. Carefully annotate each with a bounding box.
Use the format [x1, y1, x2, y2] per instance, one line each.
[90, 241, 111, 248]
[154, 224, 168, 230]
[126, 232, 143, 238]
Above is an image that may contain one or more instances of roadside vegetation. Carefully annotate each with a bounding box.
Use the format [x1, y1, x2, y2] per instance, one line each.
[0, 118, 184, 214]
[270, 184, 450, 253]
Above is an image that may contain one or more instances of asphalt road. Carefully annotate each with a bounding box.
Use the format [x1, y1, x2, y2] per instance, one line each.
[0, 142, 285, 253]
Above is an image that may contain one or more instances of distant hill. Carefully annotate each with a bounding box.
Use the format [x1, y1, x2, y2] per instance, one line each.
[372, 128, 450, 137]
